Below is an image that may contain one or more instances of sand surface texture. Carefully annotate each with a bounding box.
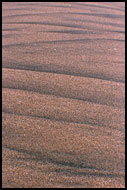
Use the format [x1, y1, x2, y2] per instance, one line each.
[2, 2, 125, 188]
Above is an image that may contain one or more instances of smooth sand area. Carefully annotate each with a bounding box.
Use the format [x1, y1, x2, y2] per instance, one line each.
[2, 2, 125, 188]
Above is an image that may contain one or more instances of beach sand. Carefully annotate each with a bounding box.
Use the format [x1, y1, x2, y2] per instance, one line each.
[2, 2, 125, 188]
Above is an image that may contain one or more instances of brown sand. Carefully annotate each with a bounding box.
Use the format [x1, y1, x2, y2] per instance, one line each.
[2, 2, 125, 188]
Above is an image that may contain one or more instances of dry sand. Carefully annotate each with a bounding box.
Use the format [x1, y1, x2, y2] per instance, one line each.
[2, 2, 125, 188]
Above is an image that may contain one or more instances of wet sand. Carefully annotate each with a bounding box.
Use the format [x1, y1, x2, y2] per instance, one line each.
[2, 2, 125, 188]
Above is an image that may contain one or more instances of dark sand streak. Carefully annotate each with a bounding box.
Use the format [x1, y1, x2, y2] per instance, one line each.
[2, 65, 125, 83]
[2, 110, 124, 133]
[3, 145, 124, 178]
[2, 21, 126, 34]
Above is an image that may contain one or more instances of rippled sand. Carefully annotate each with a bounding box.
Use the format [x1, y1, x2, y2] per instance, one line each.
[2, 2, 125, 188]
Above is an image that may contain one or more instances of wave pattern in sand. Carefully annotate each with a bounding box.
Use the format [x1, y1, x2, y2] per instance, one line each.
[2, 2, 125, 188]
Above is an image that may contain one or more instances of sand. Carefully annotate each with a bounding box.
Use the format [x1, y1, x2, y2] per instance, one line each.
[2, 2, 125, 188]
